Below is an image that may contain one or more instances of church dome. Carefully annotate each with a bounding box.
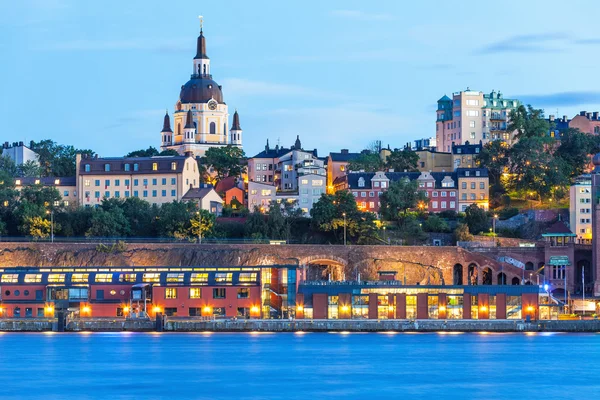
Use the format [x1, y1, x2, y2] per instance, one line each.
[179, 77, 223, 104]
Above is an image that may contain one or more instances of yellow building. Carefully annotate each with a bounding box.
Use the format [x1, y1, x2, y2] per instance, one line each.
[457, 168, 489, 212]
[160, 21, 242, 158]
[14, 177, 77, 207]
[415, 150, 453, 172]
[326, 150, 361, 193]
[75, 154, 199, 206]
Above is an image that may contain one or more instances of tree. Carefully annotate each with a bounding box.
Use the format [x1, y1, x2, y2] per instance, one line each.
[0, 172, 18, 234]
[155, 201, 195, 238]
[397, 213, 427, 244]
[385, 149, 419, 172]
[18, 160, 43, 177]
[85, 202, 131, 238]
[476, 140, 510, 187]
[190, 209, 215, 241]
[463, 204, 488, 235]
[201, 145, 246, 181]
[159, 149, 180, 156]
[244, 208, 267, 239]
[14, 185, 62, 236]
[555, 128, 600, 178]
[453, 223, 473, 243]
[125, 146, 159, 158]
[423, 215, 450, 233]
[120, 197, 154, 237]
[0, 155, 18, 177]
[26, 216, 51, 240]
[508, 105, 551, 140]
[347, 152, 384, 172]
[29, 140, 95, 177]
[379, 179, 428, 225]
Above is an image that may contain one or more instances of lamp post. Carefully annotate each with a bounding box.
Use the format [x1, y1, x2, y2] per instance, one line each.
[342, 212, 346, 246]
[196, 211, 202, 244]
[46, 210, 54, 243]
[493, 214, 498, 237]
[383, 226, 386, 244]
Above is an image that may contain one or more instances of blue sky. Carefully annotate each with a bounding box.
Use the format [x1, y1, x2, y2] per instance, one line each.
[3, 0, 600, 158]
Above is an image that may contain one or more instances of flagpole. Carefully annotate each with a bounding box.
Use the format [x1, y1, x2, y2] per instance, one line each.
[582, 267, 585, 318]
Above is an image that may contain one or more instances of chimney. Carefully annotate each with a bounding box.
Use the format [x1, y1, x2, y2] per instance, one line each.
[580, 111, 586, 116]
[18, 141, 23, 146]
[594, 112, 599, 120]
[563, 115, 568, 122]
[341, 149, 349, 154]
[587, 112, 592, 119]
[184, 151, 193, 157]
[549, 115, 555, 122]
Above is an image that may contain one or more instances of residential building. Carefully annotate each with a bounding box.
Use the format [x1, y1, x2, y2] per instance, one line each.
[247, 140, 291, 184]
[415, 150, 453, 172]
[297, 174, 326, 215]
[247, 181, 297, 212]
[75, 153, 199, 206]
[413, 137, 437, 151]
[225, 187, 244, 207]
[1, 141, 39, 165]
[452, 141, 482, 169]
[436, 89, 520, 152]
[456, 168, 489, 211]
[159, 22, 242, 157]
[326, 149, 361, 193]
[570, 175, 592, 244]
[277, 137, 322, 191]
[334, 170, 461, 214]
[181, 185, 224, 215]
[568, 111, 600, 135]
[14, 177, 77, 207]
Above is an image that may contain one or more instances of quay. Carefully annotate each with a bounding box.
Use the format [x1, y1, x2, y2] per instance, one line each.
[1, 318, 600, 333]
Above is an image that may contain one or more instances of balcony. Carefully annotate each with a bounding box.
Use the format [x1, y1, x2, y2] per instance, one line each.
[489, 113, 506, 121]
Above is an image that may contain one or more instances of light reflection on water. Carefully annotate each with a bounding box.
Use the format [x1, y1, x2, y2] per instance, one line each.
[0, 332, 598, 400]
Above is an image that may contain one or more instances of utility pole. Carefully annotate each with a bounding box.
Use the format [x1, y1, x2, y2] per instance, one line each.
[342, 212, 347, 246]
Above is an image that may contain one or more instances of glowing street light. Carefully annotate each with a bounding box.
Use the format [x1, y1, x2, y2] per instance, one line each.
[342, 212, 347, 246]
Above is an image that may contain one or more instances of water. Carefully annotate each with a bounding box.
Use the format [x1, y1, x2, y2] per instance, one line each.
[0, 332, 597, 400]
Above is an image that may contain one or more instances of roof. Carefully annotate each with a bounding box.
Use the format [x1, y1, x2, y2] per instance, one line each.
[161, 111, 173, 133]
[455, 168, 488, 178]
[16, 177, 76, 187]
[341, 170, 460, 190]
[231, 110, 241, 131]
[79, 155, 190, 175]
[438, 95, 451, 102]
[250, 147, 292, 159]
[215, 176, 237, 193]
[329, 152, 361, 162]
[184, 109, 195, 129]
[179, 77, 223, 104]
[194, 30, 209, 60]
[452, 141, 482, 155]
[182, 187, 222, 202]
[542, 221, 576, 237]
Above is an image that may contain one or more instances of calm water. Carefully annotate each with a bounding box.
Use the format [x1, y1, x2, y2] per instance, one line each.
[0, 332, 597, 400]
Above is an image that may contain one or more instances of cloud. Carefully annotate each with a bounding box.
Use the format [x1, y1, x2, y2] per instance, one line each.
[221, 78, 346, 101]
[475, 33, 569, 55]
[517, 91, 600, 107]
[330, 9, 394, 21]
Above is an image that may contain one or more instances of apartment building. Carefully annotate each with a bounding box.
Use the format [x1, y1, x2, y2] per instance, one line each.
[456, 168, 489, 211]
[452, 141, 482, 169]
[14, 177, 77, 207]
[326, 149, 361, 193]
[247, 141, 291, 184]
[75, 153, 199, 206]
[570, 175, 592, 244]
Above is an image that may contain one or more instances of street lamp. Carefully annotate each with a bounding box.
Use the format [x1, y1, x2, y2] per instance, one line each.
[383, 226, 386, 244]
[342, 212, 347, 246]
[493, 214, 498, 237]
[46, 210, 54, 243]
[195, 211, 202, 244]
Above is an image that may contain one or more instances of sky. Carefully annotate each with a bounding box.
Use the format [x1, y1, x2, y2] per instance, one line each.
[3, 0, 600, 158]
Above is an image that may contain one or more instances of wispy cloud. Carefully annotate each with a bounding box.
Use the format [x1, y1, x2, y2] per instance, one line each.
[330, 9, 394, 21]
[475, 33, 569, 55]
[517, 91, 600, 107]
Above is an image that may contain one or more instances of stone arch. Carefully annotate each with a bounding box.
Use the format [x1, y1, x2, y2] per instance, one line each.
[511, 277, 520, 285]
[525, 262, 534, 271]
[482, 267, 493, 285]
[299, 255, 348, 281]
[468, 263, 479, 285]
[497, 272, 507, 285]
[453, 264, 463, 285]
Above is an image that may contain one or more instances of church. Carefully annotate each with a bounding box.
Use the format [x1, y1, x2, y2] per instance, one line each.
[160, 19, 243, 157]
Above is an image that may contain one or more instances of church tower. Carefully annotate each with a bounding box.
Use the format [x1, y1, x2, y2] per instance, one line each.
[230, 110, 242, 146]
[161, 111, 173, 147]
[160, 17, 244, 158]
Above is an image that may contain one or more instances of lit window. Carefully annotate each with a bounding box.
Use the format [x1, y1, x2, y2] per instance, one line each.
[71, 273, 89, 283]
[35, 179, 40, 185]
[237, 288, 250, 299]
[190, 273, 208, 283]
[54, 179, 60, 185]
[152, 163, 158, 171]
[239, 273, 257, 283]
[165, 288, 178, 299]
[119, 274, 137, 282]
[95, 274, 113, 283]
[171, 162, 177, 170]
[189, 288, 201, 299]
[48, 274, 65, 283]
[215, 273, 233, 283]
[24, 274, 42, 283]
[1, 274, 19, 283]
[143, 273, 161, 283]
[15, 179, 21, 185]
[166, 273, 184, 283]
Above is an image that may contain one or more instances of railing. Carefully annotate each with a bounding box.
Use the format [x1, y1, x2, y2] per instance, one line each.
[489, 114, 506, 121]
[302, 280, 404, 286]
[190, 73, 213, 79]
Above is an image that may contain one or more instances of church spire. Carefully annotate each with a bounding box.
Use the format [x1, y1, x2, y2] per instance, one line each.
[194, 16, 209, 60]
[231, 110, 241, 131]
[162, 110, 173, 133]
[184, 109, 195, 129]
[294, 135, 302, 150]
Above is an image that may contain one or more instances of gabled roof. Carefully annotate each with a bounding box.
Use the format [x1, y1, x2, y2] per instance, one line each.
[215, 176, 237, 193]
[182, 187, 222, 202]
[438, 95, 451, 102]
[250, 147, 292, 159]
[329, 152, 361, 162]
[455, 168, 488, 177]
[542, 221, 576, 237]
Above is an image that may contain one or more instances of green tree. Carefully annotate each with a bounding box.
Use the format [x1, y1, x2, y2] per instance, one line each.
[476, 140, 510, 188]
[26, 216, 51, 240]
[463, 204, 489, 235]
[0, 172, 18, 234]
[30, 140, 95, 177]
[423, 215, 450, 233]
[85, 201, 131, 237]
[155, 201, 195, 238]
[385, 148, 419, 172]
[397, 213, 428, 244]
[201, 145, 246, 181]
[453, 223, 473, 243]
[0, 155, 18, 177]
[508, 105, 551, 139]
[125, 146, 176, 157]
[379, 178, 428, 225]
[120, 197, 154, 237]
[347, 152, 384, 172]
[244, 208, 267, 239]
[18, 160, 43, 177]
[190, 209, 215, 241]
[14, 185, 62, 236]
[555, 128, 600, 178]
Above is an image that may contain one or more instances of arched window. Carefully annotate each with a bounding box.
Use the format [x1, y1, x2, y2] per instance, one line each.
[210, 122, 216, 134]
[177, 123, 181, 135]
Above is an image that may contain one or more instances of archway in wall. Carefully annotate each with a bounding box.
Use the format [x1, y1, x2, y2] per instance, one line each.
[482, 267, 493, 285]
[525, 262, 534, 271]
[302, 257, 347, 281]
[497, 272, 507, 285]
[468, 263, 478, 285]
[511, 277, 520, 285]
[453, 264, 463, 285]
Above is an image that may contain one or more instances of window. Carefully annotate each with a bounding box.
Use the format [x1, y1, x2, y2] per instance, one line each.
[358, 177, 365, 187]
[97, 290, 104, 300]
[95, 191, 100, 198]
[441, 201, 447, 209]
[215, 273, 233, 283]
[152, 163, 158, 171]
[105, 179, 110, 187]
[471, 182, 476, 189]
[134, 191, 139, 197]
[475, 170, 480, 177]
[24, 274, 42, 283]
[152, 178, 157, 185]
[450, 201, 456, 208]
[104, 191, 110, 198]
[432, 191, 438, 197]
[466, 99, 479, 106]
[134, 179, 139, 186]
[237, 288, 250, 299]
[190, 273, 208, 283]
[369, 191, 374, 197]
[381, 182, 387, 188]
[171, 178, 176, 185]
[161, 190, 166, 197]
[466, 110, 479, 117]
[134, 163, 139, 171]
[84, 180, 90, 187]
[189, 288, 201, 299]
[166, 273, 184, 283]
[470, 132, 476, 139]
[48, 274, 65, 283]
[114, 191, 120, 198]
[119, 274, 137, 282]
[95, 273, 112, 283]
[469, 121, 475, 128]
[104, 164, 110, 172]
[374, 181, 380, 187]
[125, 164, 130, 172]
[213, 288, 226, 299]
[171, 190, 176, 196]
[85, 164, 91, 172]
[369, 202, 375, 208]
[462, 182, 467, 189]
[171, 162, 177, 171]
[143, 273, 161, 283]
[1, 274, 18, 283]
[125, 179, 130, 187]
[462, 193, 467, 200]
[165, 288, 178, 299]
[152, 190, 157, 197]
[470, 193, 476, 200]
[441, 191, 447, 197]
[361, 192, 366, 197]
[432, 201, 438, 208]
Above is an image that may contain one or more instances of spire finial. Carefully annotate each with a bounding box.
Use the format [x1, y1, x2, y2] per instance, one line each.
[199, 15, 204, 32]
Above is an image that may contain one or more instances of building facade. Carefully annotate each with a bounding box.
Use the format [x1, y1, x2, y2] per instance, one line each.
[415, 150, 453, 172]
[75, 154, 200, 206]
[14, 177, 77, 207]
[326, 149, 361, 193]
[452, 141, 482, 169]
[1, 141, 39, 165]
[436, 90, 520, 153]
[247, 141, 292, 184]
[181, 186, 224, 215]
[570, 175, 592, 244]
[456, 168, 489, 211]
[159, 22, 242, 157]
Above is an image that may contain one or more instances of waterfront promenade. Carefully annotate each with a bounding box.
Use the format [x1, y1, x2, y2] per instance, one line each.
[1, 318, 600, 333]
